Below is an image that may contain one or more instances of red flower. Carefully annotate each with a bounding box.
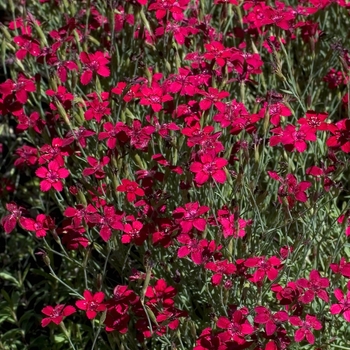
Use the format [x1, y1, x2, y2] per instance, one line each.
[117, 179, 145, 202]
[306, 164, 335, 192]
[177, 234, 205, 264]
[190, 154, 228, 185]
[156, 307, 187, 331]
[148, 0, 189, 21]
[64, 204, 97, 227]
[296, 270, 329, 304]
[266, 101, 292, 126]
[80, 51, 110, 85]
[281, 124, 317, 153]
[127, 119, 155, 150]
[45, 85, 74, 111]
[122, 220, 147, 245]
[330, 280, 350, 322]
[63, 127, 96, 148]
[98, 122, 129, 149]
[166, 67, 202, 96]
[1, 202, 25, 234]
[268, 171, 311, 207]
[330, 257, 350, 278]
[245, 256, 282, 283]
[289, 314, 322, 344]
[219, 214, 250, 239]
[139, 85, 173, 112]
[272, 281, 303, 308]
[84, 92, 111, 122]
[82, 156, 110, 179]
[298, 110, 329, 131]
[254, 306, 288, 336]
[213, 99, 250, 128]
[87, 205, 124, 242]
[16, 111, 46, 134]
[327, 119, 350, 153]
[323, 68, 346, 89]
[76, 290, 106, 320]
[205, 259, 236, 286]
[173, 202, 209, 234]
[203, 41, 231, 67]
[145, 279, 177, 307]
[20, 214, 55, 238]
[265, 2, 295, 30]
[38, 138, 70, 166]
[194, 327, 226, 350]
[0, 75, 36, 104]
[217, 309, 254, 345]
[41, 304, 76, 327]
[199, 87, 229, 111]
[35, 160, 70, 192]
[14, 145, 38, 167]
[13, 34, 41, 60]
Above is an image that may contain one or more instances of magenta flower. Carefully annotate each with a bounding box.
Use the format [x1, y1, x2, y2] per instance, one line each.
[35, 160, 69, 192]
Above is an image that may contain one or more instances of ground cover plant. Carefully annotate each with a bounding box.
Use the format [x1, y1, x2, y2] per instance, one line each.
[1, 0, 350, 349]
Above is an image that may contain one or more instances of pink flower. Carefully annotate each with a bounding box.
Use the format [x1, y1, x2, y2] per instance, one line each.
[35, 160, 69, 192]
[76, 290, 106, 320]
[330, 257, 350, 278]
